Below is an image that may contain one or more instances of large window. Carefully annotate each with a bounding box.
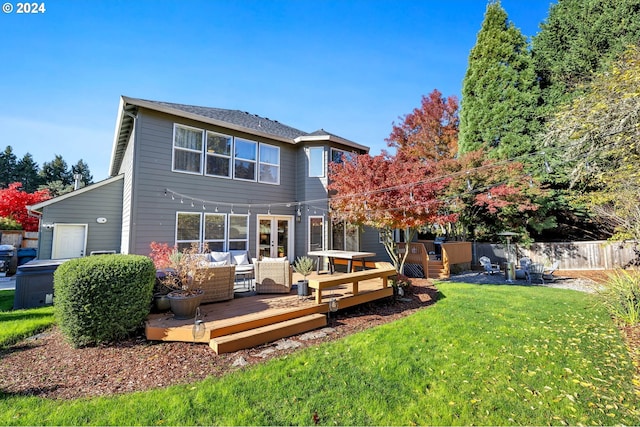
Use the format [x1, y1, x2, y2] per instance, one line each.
[332, 221, 359, 251]
[309, 216, 324, 251]
[176, 212, 201, 250]
[308, 147, 324, 177]
[234, 138, 257, 181]
[259, 144, 280, 184]
[330, 148, 355, 165]
[176, 212, 249, 252]
[173, 125, 203, 174]
[205, 131, 232, 178]
[228, 215, 249, 250]
[173, 123, 280, 185]
[203, 213, 226, 251]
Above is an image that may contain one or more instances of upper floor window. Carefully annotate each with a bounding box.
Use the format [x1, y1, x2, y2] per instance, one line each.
[173, 125, 203, 174]
[330, 148, 355, 165]
[259, 144, 280, 184]
[234, 138, 257, 181]
[308, 147, 325, 177]
[173, 123, 280, 185]
[206, 131, 232, 178]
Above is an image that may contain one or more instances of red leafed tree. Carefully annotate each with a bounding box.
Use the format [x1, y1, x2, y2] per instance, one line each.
[442, 149, 545, 241]
[0, 182, 51, 231]
[328, 151, 457, 273]
[386, 89, 459, 161]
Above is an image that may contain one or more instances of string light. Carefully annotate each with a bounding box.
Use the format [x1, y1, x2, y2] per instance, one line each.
[162, 149, 554, 216]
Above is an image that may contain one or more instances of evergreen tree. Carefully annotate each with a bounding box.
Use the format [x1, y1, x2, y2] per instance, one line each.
[0, 146, 18, 188]
[15, 153, 42, 193]
[532, 0, 640, 111]
[40, 154, 73, 186]
[458, 0, 541, 160]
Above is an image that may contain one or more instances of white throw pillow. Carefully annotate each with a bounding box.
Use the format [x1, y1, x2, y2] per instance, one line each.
[233, 253, 249, 265]
[263, 256, 287, 262]
[209, 251, 231, 264]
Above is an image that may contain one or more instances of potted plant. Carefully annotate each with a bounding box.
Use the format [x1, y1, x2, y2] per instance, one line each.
[154, 243, 211, 319]
[293, 256, 315, 298]
[392, 273, 411, 299]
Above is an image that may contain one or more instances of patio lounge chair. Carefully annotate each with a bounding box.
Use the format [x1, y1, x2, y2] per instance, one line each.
[254, 259, 293, 293]
[543, 261, 560, 281]
[527, 263, 545, 284]
[479, 256, 501, 275]
[194, 264, 236, 303]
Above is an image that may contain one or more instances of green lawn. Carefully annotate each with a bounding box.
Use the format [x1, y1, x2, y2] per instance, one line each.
[0, 283, 638, 425]
[0, 290, 55, 348]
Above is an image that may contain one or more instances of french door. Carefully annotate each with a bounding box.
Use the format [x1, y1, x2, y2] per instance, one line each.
[257, 215, 293, 259]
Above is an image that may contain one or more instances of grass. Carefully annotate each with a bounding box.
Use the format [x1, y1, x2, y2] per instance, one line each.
[0, 283, 638, 425]
[0, 290, 56, 348]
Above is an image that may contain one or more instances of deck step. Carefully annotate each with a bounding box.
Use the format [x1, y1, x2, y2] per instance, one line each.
[210, 313, 327, 354]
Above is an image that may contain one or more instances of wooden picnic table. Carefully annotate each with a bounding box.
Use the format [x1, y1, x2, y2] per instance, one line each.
[307, 250, 376, 274]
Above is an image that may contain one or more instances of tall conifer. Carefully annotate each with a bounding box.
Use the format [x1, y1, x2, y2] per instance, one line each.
[458, 1, 540, 160]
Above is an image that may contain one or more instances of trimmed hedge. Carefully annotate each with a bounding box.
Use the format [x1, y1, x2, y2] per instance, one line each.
[54, 254, 155, 347]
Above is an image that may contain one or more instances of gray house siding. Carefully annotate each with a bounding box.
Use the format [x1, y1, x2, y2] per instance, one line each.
[119, 128, 135, 254]
[293, 145, 330, 259]
[127, 109, 299, 257]
[37, 177, 124, 259]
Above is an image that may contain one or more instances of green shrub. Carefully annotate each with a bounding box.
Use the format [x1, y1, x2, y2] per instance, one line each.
[598, 268, 640, 325]
[54, 254, 155, 347]
[0, 217, 22, 230]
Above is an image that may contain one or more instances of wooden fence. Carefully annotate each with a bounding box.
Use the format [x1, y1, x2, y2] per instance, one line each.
[473, 240, 638, 270]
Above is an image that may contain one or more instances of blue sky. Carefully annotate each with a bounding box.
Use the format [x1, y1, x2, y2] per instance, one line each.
[1, 0, 554, 181]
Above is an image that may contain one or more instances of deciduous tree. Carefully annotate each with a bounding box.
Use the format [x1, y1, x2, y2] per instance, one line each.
[386, 89, 459, 161]
[543, 46, 640, 241]
[0, 183, 51, 231]
[328, 152, 456, 273]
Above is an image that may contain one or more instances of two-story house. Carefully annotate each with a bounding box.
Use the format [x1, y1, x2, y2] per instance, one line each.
[29, 96, 382, 262]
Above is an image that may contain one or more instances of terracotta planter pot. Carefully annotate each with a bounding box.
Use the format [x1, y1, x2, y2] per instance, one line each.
[167, 290, 203, 320]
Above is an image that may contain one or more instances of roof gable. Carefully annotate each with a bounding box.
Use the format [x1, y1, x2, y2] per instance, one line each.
[109, 96, 369, 176]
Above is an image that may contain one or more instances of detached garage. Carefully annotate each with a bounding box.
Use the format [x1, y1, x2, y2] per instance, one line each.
[27, 175, 124, 260]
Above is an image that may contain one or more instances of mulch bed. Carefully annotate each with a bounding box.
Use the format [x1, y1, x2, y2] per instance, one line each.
[1, 274, 638, 401]
[0, 280, 439, 400]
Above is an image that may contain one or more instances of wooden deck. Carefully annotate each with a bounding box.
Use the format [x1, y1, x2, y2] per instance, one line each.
[145, 272, 394, 354]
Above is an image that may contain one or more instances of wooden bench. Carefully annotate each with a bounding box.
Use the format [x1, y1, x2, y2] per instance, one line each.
[307, 262, 397, 304]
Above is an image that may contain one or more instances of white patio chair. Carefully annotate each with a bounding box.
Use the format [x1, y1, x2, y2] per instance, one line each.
[479, 256, 501, 275]
[543, 261, 560, 281]
[527, 263, 545, 284]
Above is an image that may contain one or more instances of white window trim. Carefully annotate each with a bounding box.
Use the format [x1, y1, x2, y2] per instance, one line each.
[204, 130, 233, 179]
[172, 124, 204, 176]
[258, 143, 280, 185]
[308, 215, 325, 252]
[233, 138, 258, 182]
[330, 147, 355, 164]
[307, 147, 325, 178]
[228, 214, 250, 250]
[175, 211, 203, 248]
[171, 123, 282, 186]
[203, 212, 228, 251]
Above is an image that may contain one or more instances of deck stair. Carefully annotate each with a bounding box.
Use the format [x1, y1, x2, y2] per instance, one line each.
[210, 313, 327, 354]
[426, 260, 448, 279]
